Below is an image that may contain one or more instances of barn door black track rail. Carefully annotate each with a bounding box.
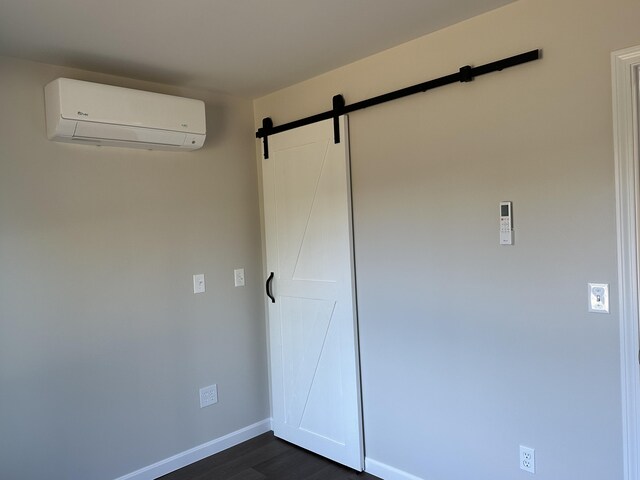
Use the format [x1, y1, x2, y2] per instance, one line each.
[256, 49, 541, 159]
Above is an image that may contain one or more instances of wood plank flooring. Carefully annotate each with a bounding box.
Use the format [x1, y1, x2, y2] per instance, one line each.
[157, 432, 381, 480]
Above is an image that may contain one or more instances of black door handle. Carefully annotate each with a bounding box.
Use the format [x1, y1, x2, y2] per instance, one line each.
[266, 272, 275, 303]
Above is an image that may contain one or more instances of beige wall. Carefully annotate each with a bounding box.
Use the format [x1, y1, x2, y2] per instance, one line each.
[254, 0, 640, 478]
[0, 56, 268, 480]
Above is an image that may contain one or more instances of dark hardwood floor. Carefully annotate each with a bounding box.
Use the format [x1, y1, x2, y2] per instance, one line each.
[157, 432, 381, 480]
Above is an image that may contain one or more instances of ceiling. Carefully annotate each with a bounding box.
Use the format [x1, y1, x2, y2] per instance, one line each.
[0, 0, 517, 98]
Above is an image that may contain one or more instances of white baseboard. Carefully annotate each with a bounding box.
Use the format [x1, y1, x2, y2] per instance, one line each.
[365, 457, 424, 480]
[114, 418, 272, 480]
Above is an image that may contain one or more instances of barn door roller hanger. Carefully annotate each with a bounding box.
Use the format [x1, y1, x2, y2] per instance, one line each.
[256, 49, 541, 159]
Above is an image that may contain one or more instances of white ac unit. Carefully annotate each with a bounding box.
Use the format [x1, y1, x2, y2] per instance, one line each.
[44, 78, 206, 151]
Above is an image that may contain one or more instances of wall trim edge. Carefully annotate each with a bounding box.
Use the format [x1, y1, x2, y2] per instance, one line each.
[365, 457, 424, 480]
[612, 44, 640, 480]
[113, 418, 272, 480]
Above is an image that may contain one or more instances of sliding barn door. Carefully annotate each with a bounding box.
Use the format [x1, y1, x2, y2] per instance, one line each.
[262, 117, 364, 470]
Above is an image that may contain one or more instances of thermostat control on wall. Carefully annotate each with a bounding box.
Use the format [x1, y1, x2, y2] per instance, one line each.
[499, 201, 513, 245]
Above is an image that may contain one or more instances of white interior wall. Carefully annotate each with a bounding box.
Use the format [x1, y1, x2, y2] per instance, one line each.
[254, 0, 640, 478]
[0, 56, 269, 480]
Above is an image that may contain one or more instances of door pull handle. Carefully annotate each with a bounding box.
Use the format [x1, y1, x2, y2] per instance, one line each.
[266, 272, 275, 303]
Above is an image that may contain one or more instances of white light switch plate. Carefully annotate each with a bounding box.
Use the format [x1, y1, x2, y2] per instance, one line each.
[193, 274, 205, 294]
[588, 283, 609, 313]
[234, 268, 245, 287]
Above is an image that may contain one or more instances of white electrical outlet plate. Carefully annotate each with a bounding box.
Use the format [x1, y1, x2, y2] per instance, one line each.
[588, 283, 609, 313]
[234, 268, 245, 287]
[199, 384, 218, 408]
[193, 274, 205, 294]
[520, 445, 535, 474]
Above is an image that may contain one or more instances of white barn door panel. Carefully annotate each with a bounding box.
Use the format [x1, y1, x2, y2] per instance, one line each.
[262, 117, 364, 470]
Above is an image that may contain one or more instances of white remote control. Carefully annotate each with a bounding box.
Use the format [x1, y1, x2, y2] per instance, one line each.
[499, 201, 513, 245]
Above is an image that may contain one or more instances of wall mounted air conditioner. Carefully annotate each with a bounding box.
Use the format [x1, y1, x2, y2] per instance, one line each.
[44, 78, 206, 151]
